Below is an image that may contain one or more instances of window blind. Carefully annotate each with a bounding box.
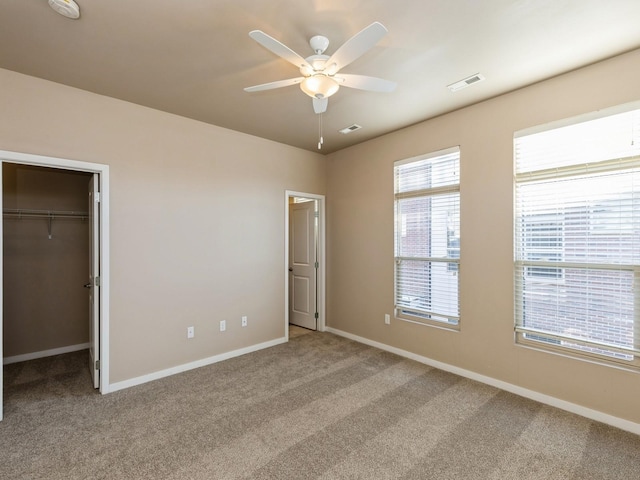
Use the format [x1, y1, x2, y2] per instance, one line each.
[394, 147, 460, 326]
[514, 106, 640, 362]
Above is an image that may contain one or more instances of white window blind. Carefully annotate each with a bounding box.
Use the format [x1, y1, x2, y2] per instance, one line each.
[394, 147, 460, 326]
[514, 106, 640, 363]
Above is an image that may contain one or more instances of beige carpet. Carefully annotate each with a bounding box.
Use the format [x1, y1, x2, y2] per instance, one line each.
[1, 331, 639, 479]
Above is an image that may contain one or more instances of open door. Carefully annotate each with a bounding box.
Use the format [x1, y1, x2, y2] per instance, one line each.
[88, 174, 100, 388]
[0, 163, 3, 420]
[288, 200, 317, 330]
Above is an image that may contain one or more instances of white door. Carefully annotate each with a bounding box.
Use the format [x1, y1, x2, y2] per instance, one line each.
[88, 174, 100, 389]
[289, 200, 317, 330]
[0, 163, 3, 420]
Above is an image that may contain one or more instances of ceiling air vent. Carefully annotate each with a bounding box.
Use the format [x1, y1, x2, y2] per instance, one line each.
[339, 124, 362, 135]
[447, 73, 485, 92]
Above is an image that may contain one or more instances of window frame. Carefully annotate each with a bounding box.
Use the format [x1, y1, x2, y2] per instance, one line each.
[514, 102, 640, 369]
[394, 146, 461, 329]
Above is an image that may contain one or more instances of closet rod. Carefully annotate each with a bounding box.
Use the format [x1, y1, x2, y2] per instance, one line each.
[3, 208, 89, 239]
[2, 208, 89, 219]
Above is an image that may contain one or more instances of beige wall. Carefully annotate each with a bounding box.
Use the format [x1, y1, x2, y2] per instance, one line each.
[3, 164, 91, 357]
[0, 68, 326, 382]
[2, 47, 639, 425]
[326, 48, 640, 424]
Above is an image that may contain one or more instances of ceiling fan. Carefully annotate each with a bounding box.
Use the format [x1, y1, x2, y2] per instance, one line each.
[244, 22, 396, 115]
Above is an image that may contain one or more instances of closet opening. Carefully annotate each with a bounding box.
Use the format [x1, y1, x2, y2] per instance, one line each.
[3, 163, 92, 382]
[0, 150, 110, 421]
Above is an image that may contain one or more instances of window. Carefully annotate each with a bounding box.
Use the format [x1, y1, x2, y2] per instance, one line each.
[521, 215, 563, 280]
[394, 147, 460, 327]
[514, 105, 640, 365]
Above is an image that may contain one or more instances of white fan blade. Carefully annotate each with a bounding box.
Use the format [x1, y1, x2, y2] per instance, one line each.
[249, 30, 312, 70]
[244, 77, 304, 92]
[313, 97, 328, 114]
[334, 74, 396, 92]
[325, 22, 388, 73]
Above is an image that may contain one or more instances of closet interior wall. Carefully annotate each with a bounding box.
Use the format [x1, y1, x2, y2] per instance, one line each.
[3, 163, 92, 359]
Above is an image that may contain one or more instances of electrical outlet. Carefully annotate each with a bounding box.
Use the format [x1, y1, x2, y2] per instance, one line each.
[220, 320, 226, 332]
[384, 314, 391, 325]
[241, 316, 248, 327]
[187, 326, 195, 338]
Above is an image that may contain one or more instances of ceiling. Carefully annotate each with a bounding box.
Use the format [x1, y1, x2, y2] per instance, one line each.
[2, 1, 640, 154]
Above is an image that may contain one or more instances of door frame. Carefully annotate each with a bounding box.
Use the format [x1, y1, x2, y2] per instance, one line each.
[284, 191, 325, 340]
[0, 150, 110, 420]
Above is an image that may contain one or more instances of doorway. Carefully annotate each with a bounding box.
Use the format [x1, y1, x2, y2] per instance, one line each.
[285, 191, 325, 339]
[0, 150, 110, 421]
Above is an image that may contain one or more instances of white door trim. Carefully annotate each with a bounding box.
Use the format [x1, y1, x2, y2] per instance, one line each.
[0, 150, 110, 421]
[285, 191, 326, 340]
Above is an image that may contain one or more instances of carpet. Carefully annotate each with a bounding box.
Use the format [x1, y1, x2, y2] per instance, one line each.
[1, 331, 639, 479]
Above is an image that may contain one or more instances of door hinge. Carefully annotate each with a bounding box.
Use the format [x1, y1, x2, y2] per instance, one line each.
[95, 276, 101, 287]
[95, 360, 100, 370]
[314, 312, 319, 319]
[95, 192, 101, 203]
[315, 261, 319, 269]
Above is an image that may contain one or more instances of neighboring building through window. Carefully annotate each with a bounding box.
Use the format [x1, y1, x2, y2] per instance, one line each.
[394, 147, 460, 327]
[514, 105, 640, 365]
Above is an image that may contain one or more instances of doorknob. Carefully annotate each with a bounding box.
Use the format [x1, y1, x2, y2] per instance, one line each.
[288, 268, 293, 272]
[84, 283, 92, 288]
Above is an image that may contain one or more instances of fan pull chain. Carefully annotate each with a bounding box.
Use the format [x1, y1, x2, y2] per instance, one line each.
[318, 113, 324, 150]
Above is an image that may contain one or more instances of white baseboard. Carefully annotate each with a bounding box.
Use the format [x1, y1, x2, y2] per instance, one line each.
[107, 337, 288, 393]
[326, 327, 640, 436]
[3, 342, 90, 365]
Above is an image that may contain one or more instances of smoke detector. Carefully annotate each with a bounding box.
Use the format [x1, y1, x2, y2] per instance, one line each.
[48, 0, 80, 19]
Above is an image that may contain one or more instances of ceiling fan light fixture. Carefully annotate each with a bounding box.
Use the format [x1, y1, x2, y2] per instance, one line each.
[300, 75, 339, 99]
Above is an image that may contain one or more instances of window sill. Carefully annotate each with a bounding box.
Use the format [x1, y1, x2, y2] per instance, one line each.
[515, 335, 640, 373]
[395, 312, 460, 332]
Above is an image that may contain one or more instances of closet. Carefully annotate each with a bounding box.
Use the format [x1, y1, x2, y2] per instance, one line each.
[2, 163, 92, 365]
